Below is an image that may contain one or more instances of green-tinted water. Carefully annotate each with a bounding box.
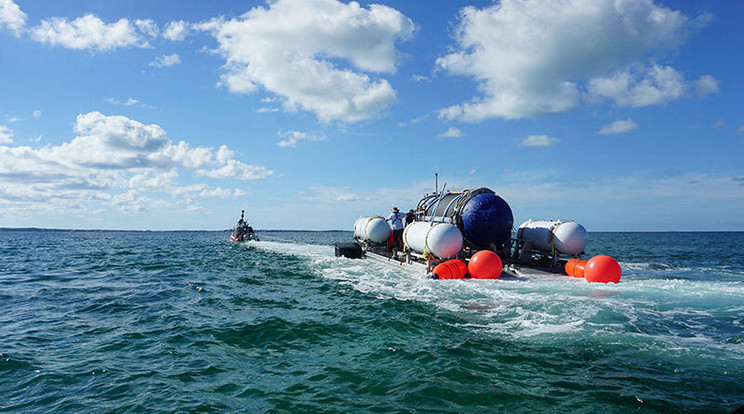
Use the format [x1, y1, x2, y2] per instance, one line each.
[1, 231, 742, 412]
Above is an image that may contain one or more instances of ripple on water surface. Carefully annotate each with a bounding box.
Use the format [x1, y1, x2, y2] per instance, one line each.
[0, 230, 742, 413]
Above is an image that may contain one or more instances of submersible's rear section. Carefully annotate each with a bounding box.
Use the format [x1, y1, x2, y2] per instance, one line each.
[419, 187, 513, 251]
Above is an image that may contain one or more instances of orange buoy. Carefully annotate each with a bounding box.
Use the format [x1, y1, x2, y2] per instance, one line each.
[565, 258, 581, 276]
[565, 259, 587, 278]
[584, 255, 622, 283]
[574, 260, 586, 278]
[467, 250, 502, 279]
[432, 259, 468, 280]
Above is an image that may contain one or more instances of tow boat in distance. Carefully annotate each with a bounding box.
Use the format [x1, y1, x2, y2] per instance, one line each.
[230, 210, 260, 242]
[335, 185, 621, 283]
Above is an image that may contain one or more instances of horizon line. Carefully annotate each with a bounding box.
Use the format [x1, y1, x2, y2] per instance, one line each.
[1, 227, 742, 233]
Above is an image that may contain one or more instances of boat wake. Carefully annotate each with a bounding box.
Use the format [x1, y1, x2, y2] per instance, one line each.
[250, 239, 744, 362]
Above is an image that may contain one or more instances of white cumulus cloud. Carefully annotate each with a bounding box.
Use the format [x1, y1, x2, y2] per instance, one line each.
[0, 0, 26, 36]
[0, 112, 272, 214]
[198, 0, 415, 123]
[257, 107, 279, 113]
[520, 134, 560, 147]
[110, 190, 148, 213]
[134, 19, 158, 38]
[694, 75, 720, 98]
[149, 53, 181, 68]
[128, 170, 178, 191]
[588, 64, 687, 107]
[306, 185, 358, 202]
[198, 159, 273, 180]
[0, 125, 13, 143]
[437, 0, 713, 121]
[30, 14, 154, 51]
[438, 127, 463, 138]
[163, 20, 190, 41]
[199, 187, 241, 198]
[277, 130, 326, 147]
[596, 119, 638, 135]
[107, 97, 141, 106]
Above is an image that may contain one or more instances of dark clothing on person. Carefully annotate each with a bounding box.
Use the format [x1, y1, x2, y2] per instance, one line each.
[405, 210, 415, 226]
[392, 228, 404, 250]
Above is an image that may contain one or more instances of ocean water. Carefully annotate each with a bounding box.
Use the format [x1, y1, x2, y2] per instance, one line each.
[1, 230, 742, 413]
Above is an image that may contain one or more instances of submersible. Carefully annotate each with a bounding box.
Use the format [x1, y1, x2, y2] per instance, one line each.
[336, 185, 621, 283]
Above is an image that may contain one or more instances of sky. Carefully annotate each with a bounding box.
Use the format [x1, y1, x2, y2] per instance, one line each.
[1, 0, 742, 231]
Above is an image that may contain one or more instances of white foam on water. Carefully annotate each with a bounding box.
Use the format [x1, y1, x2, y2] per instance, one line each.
[251, 241, 744, 356]
[620, 260, 744, 280]
[249, 240, 335, 258]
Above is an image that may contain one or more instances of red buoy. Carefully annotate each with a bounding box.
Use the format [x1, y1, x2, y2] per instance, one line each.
[565, 259, 587, 278]
[467, 250, 502, 279]
[584, 255, 622, 283]
[432, 259, 468, 280]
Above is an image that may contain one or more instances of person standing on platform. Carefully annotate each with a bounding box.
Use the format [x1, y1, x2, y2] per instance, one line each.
[386, 207, 405, 251]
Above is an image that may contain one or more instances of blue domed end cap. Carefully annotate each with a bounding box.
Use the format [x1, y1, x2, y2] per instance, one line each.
[461, 193, 513, 250]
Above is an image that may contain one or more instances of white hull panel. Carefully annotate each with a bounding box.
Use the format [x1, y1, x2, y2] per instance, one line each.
[403, 221, 463, 259]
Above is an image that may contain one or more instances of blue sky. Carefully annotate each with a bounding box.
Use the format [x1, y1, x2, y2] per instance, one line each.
[1, 0, 742, 231]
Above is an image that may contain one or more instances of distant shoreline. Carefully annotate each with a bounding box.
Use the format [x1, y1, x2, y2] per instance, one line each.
[1, 227, 741, 233]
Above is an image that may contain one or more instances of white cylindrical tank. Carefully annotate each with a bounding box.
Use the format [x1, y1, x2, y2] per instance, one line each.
[403, 221, 463, 259]
[353, 216, 389, 244]
[517, 220, 587, 256]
